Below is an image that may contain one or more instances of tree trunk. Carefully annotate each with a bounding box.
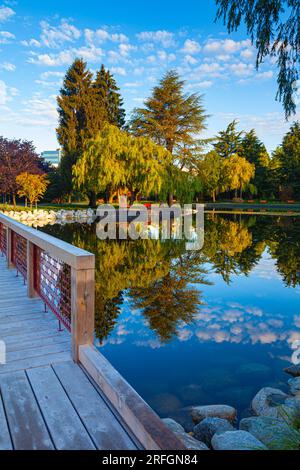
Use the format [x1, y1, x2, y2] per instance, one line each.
[88, 191, 97, 208]
[168, 193, 174, 206]
[212, 190, 216, 203]
[12, 194, 16, 207]
[68, 194, 72, 204]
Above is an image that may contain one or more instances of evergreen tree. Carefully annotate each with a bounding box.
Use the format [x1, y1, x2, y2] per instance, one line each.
[56, 58, 105, 203]
[129, 70, 208, 204]
[94, 65, 126, 128]
[213, 120, 243, 158]
[276, 122, 300, 198]
[241, 130, 270, 197]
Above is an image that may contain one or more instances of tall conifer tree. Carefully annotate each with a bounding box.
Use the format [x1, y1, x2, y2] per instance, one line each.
[94, 65, 125, 128]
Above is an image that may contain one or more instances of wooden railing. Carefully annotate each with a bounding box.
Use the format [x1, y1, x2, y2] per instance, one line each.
[0, 213, 185, 450]
[0, 213, 95, 362]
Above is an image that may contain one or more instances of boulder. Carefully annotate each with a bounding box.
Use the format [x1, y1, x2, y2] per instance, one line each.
[288, 378, 300, 396]
[162, 419, 209, 451]
[284, 365, 300, 378]
[251, 387, 288, 418]
[193, 417, 235, 447]
[191, 405, 237, 424]
[240, 416, 299, 450]
[211, 430, 267, 451]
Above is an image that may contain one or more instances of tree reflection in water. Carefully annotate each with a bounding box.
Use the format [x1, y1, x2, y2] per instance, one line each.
[41, 214, 300, 344]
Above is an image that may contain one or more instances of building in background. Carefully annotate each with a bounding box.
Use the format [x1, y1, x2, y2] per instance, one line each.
[41, 149, 62, 167]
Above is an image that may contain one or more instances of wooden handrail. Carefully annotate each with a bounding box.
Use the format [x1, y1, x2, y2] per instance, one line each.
[0, 213, 95, 362]
[0, 213, 94, 269]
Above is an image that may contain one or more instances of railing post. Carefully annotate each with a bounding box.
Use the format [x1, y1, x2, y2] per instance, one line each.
[6, 228, 14, 269]
[71, 266, 95, 363]
[27, 241, 38, 298]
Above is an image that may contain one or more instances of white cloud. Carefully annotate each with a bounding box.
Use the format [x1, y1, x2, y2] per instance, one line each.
[241, 48, 255, 60]
[183, 54, 198, 65]
[136, 30, 175, 47]
[0, 30, 14, 43]
[40, 71, 64, 80]
[229, 62, 254, 77]
[181, 39, 201, 55]
[203, 38, 251, 55]
[0, 61, 15, 71]
[39, 20, 81, 48]
[119, 43, 135, 57]
[85, 28, 128, 45]
[21, 38, 41, 48]
[28, 45, 104, 66]
[0, 6, 15, 22]
[0, 79, 16, 104]
[187, 80, 213, 89]
[110, 66, 126, 76]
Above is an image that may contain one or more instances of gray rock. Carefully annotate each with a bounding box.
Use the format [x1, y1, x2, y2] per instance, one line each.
[194, 417, 235, 447]
[240, 416, 300, 450]
[284, 365, 300, 378]
[162, 418, 209, 450]
[211, 430, 267, 451]
[191, 405, 237, 424]
[251, 387, 288, 418]
[288, 378, 300, 396]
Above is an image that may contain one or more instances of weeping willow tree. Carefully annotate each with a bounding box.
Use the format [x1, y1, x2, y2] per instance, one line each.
[73, 123, 172, 204]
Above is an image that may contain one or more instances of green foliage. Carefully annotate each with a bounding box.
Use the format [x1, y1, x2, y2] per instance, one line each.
[240, 129, 271, 197]
[94, 65, 126, 128]
[57, 59, 125, 202]
[129, 70, 208, 161]
[73, 124, 172, 201]
[197, 150, 224, 202]
[213, 120, 243, 158]
[215, 0, 300, 118]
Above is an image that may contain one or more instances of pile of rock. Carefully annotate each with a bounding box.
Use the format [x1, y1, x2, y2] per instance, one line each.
[163, 365, 300, 450]
[0, 208, 96, 226]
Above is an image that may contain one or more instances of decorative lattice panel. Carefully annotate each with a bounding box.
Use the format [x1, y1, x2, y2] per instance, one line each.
[0, 223, 7, 257]
[11, 231, 27, 281]
[34, 246, 71, 331]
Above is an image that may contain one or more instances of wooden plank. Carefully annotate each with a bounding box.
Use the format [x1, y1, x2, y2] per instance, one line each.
[0, 394, 12, 450]
[2, 329, 69, 347]
[5, 340, 70, 364]
[53, 361, 137, 450]
[0, 370, 54, 449]
[5, 333, 69, 353]
[0, 351, 71, 374]
[27, 366, 96, 450]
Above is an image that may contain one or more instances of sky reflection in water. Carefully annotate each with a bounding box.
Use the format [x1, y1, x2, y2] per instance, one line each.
[41, 214, 300, 419]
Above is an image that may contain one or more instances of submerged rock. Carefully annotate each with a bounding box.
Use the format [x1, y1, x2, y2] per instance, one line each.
[251, 387, 288, 418]
[211, 430, 267, 451]
[240, 416, 299, 450]
[149, 393, 181, 415]
[288, 378, 300, 396]
[284, 365, 300, 378]
[193, 417, 235, 447]
[162, 419, 209, 450]
[191, 405, 237, 424]
[236, 363, 271, 379]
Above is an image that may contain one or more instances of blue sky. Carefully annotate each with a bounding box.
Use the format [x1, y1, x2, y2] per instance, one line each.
[0, 0, 298, 153]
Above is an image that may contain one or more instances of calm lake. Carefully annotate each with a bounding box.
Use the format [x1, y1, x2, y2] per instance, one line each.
[41, 213, 300, 424]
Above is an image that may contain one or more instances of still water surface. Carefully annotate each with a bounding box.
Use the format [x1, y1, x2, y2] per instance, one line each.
[41, 213, 300, 422]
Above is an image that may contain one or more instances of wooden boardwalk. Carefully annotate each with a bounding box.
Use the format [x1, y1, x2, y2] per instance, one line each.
[0, 256, 139, 450]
